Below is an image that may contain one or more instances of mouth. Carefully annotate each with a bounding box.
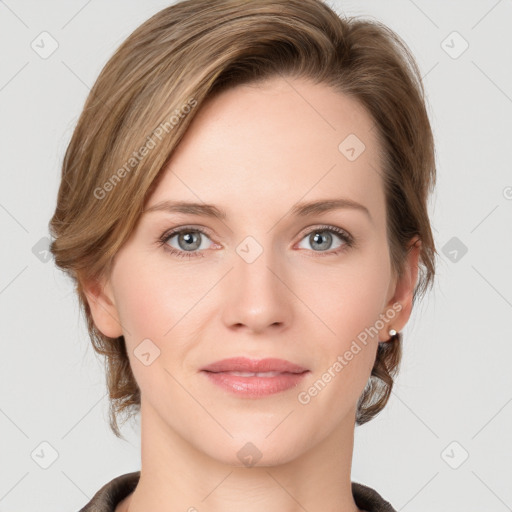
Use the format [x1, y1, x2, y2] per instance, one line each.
[200, 356, 308, 374]
[210, 371, 292, 377]
[200, 357, 309, 398]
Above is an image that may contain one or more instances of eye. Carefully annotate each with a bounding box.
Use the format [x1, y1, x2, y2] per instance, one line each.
[158, 227, 215, 259]
[157, 224, 354, 259]
[296, 225, 353, 255]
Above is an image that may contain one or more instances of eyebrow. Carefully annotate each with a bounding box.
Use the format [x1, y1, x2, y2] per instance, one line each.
[143, 198, 372, 222]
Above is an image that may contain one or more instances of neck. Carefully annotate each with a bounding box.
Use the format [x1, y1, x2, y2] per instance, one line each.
[121, 399, 362, 512]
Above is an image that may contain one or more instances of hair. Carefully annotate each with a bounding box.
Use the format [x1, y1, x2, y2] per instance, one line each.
[49, 0, 437, 438]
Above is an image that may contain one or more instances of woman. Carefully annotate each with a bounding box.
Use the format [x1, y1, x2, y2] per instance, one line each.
[49, 0, 437, 510]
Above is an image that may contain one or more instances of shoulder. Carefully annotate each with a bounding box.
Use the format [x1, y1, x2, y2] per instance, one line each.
[78, 471, 140, 512]
[352, 481, 397, 512]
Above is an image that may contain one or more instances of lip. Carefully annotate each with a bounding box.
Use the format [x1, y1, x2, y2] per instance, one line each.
[200, 357, 309, 398]
[201, 357, 308, 373]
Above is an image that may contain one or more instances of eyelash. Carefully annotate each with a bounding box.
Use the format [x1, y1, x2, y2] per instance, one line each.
[156, 224, 354, 259]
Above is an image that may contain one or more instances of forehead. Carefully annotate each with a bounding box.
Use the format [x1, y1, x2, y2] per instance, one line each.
[146, 76, 385, 224]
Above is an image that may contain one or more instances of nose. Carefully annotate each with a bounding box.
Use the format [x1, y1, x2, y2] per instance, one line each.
[220, 240, 294, 335]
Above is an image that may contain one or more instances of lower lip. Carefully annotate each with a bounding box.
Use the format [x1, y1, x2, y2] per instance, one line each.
[202, 371, 309, 397]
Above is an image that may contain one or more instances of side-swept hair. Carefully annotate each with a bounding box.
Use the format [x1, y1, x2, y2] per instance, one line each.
[49, 0, 436, 438]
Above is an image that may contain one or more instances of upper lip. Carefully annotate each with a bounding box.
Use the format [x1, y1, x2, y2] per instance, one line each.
[201, 357, 308, 374]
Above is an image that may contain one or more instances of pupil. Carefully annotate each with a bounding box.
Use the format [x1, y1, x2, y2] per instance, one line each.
[312, 231, 331, 251]
[180, 232, 200, 251]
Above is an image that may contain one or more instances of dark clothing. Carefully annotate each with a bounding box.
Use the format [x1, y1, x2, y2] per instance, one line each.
[79, 471, 396, 512]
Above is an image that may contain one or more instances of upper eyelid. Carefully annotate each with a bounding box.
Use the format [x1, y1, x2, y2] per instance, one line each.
[297, 224, 350, 238]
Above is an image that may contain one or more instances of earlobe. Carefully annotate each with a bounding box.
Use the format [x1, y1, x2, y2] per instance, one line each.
[378, 237, 422, 342]
[81, 275, 124, 339]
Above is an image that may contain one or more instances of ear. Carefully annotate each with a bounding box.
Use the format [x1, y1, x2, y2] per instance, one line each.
[378, 236, 421, 342]
[81, 274, 124, 338]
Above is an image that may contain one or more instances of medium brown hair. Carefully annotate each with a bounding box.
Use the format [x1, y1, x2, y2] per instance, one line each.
[49, 0, 437, 438]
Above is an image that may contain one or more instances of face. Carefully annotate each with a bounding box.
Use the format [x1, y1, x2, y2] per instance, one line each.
[85, 76, 419, 466]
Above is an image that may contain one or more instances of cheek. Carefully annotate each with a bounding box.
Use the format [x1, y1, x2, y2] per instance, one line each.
[111, 261, 193, 399]
[307, 255, 391, 343]
[113, 255, 205, 340]
[297, 278, 383, 423]
[111, 256, 212, 390]
[301, 251, 390, 391]
[115, 274, 167, 339]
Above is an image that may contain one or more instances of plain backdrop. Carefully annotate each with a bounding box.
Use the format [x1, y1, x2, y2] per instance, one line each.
[1, 1, 511, 510]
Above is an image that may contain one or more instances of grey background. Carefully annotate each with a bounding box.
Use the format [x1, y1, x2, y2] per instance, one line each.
[1, 0, 511, 510]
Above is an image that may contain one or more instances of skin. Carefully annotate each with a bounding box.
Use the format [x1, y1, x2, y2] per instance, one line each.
[84, 76, 420, 512]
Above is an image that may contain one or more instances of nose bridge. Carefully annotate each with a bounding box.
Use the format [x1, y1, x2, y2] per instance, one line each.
[221, 233, 293, 332]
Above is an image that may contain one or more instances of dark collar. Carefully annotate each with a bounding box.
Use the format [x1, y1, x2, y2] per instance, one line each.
[79, 471, 396, 512]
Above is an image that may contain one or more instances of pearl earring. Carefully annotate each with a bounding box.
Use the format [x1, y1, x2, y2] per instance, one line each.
[388, 329, 397, 337]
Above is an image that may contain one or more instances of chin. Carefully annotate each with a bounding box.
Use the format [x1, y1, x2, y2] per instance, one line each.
[220, 433, 306, 468]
